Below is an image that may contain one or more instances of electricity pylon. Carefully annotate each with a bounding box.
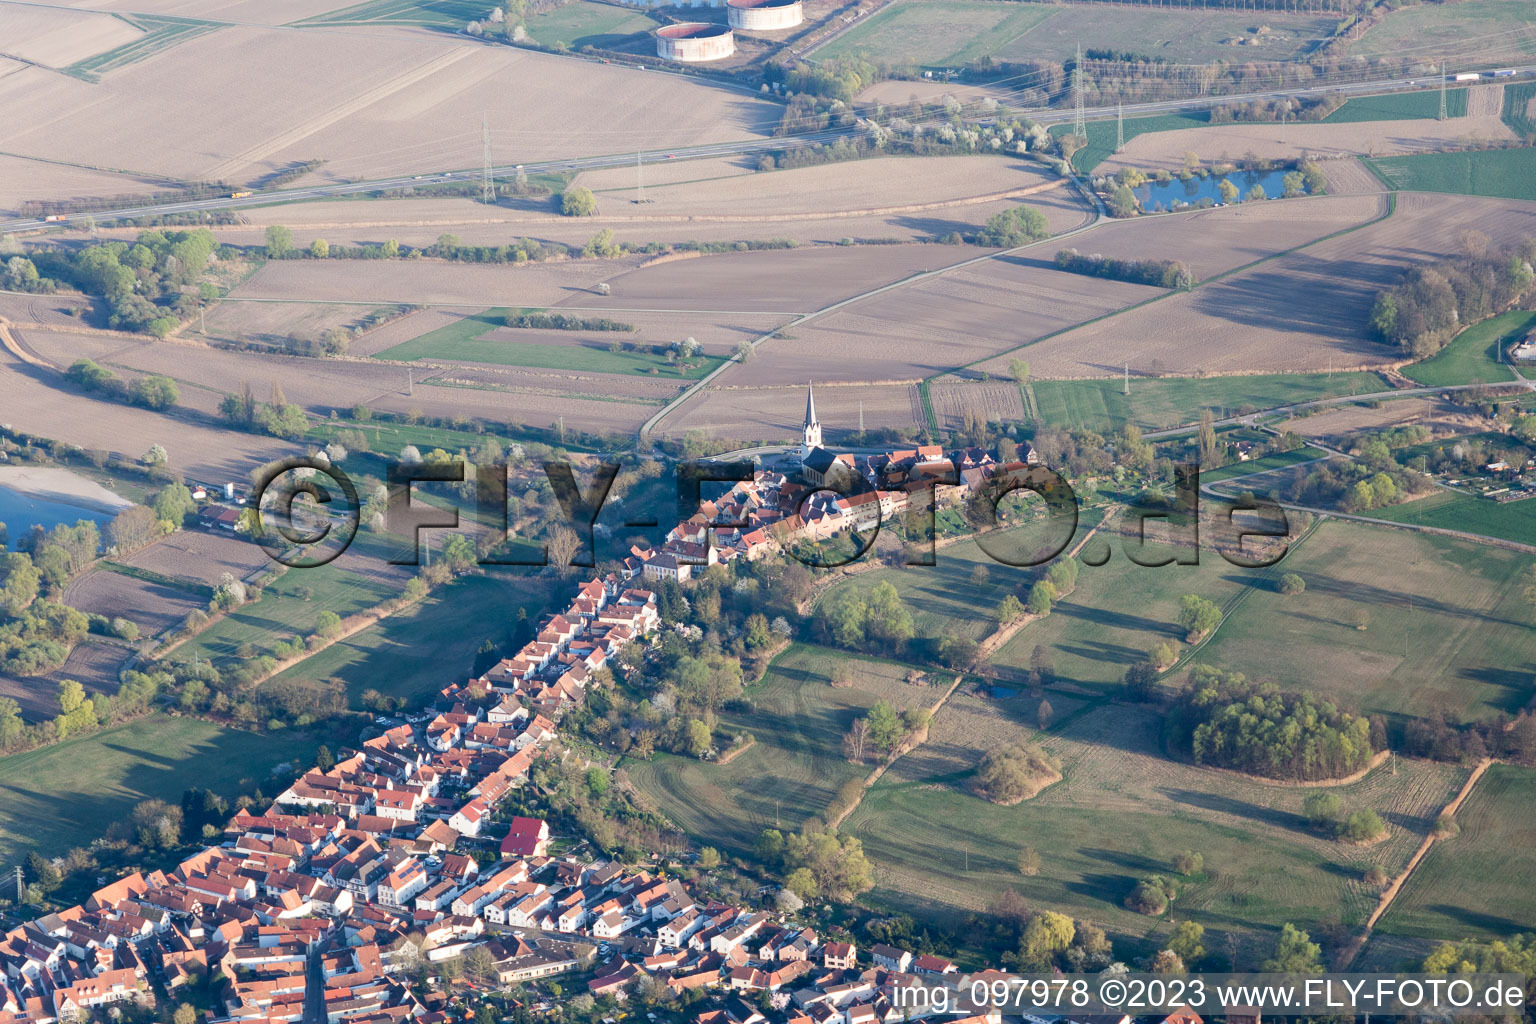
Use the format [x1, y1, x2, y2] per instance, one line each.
[1072, 43, 1087, 141]
[1439, 61, 1448, 121]
[481, 115, 495, 204]
[1116, 101, 1124, 152]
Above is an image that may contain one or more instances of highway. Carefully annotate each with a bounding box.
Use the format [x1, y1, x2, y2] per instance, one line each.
[6, 65, 1533, 235]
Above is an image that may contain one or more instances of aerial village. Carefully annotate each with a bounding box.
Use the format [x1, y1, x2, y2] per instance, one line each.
[0, 395, 1059, 1024]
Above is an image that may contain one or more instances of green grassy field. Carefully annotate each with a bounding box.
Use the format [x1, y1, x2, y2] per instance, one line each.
[292, 0, 484, 27]
[1376, 763, 1536, 942]
[180, 533, 404, 670]
[1364, 146, 1536, 200]
[1032, 372, 1388, 433]
[821, 2, 1336, 69]
[266, 570, 557, 706]
[521, 1, 660, 49]
[373, 309, 721, 379]
[1200, 446, 1330, 484]
[1352, 0, 1536, 63]
[1372, 489, 1536, 549]
[827, 536, 1043, 644]
[65, 15, 221, 79]
[1195, 520, 1536, 722]
[817, 1, 1056, 67]
[1052, 112, 1210, 173]
[990, 520, 1286, 692]
[623, 644, 932, 850]
[0, 716, 317, 865]
[1322, 88, 1468, 123]
[1401, 310, 1532, 386]
[849, 700, 1467, 954]
[1501, 81, 1536, 137]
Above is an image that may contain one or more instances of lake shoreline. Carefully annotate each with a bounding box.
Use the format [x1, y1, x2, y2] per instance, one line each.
[0, 466, 134, 518]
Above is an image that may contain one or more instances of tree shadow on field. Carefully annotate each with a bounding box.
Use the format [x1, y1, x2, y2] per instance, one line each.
[1057, 639, 1147, 667]
[1067, 870, 1135, 904]
[1189, 253, 1395, 336]
[1158, 787, 1309, 833]
[1298, 572, 1521, 626]
[1455, 665, 1536, 714]
[1082, 847, 1168, 875]
[1417, 904, 1528, 936]
[889, 214, 983, 240]
[1052, 600, 1179, 637]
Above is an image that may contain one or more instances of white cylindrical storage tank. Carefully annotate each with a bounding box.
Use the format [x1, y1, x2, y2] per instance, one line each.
[655, 22, 735, 61]
[727, 0, 802, 31]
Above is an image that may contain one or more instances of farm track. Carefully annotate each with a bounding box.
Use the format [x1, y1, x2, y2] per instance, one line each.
[1337, 757, 1494, 968]
[827, 673, 965, 829]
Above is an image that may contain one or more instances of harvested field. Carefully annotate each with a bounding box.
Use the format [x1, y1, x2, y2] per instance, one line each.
[707, 255, 1162, 389]
[81, 0, 360, 25]
[0, 341, 293, 482]
[987, 192, 1536, 379]
[190, 191, 1085, 249]
[0, 29, 778, 186]
[569, 244, 987, 315]
[1324, 157, 1390, 196]
[20, 327, 662, 430]
[201, 301, 387, 347]
[928, 377, 1025, 430]
[1281, 396, 1478, 441]
[1051, 193, 1383, 281]
[572, 156, 1067, 220]
[122, 530, 269, 588]
[64, 567, 208, 639]
[254, 45, 780, 183]
[0, 7, 145, 68]
[1096, 117, 1517, 175]
[665, 382, 923, 442]
[573, 155, 755, 191]
[0, 641, 130, 722]
[229, 257, 636, 307]
[846, 699, 1467, 946]
[0, 154, 176, 216]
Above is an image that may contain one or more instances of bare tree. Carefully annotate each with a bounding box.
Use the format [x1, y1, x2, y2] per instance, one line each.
[546, 525, 580, 570]
[843, 719, 871, 763]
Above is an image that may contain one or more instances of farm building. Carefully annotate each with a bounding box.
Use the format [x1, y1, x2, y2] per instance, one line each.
[727, 0, 803, 31]
[655, 22, 735, 61]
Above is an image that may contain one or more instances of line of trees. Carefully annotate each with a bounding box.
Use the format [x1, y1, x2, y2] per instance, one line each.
[1055, 248, 1195, 289]
[65, 359, 180, 411]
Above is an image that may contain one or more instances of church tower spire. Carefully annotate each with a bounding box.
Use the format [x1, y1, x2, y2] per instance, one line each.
[801, 381, 822, 457]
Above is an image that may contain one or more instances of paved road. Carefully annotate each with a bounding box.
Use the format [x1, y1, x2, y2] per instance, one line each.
[7, 65, 1533, 234]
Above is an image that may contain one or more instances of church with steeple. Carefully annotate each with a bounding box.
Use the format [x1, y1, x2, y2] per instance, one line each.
[801, 381, 822, 459]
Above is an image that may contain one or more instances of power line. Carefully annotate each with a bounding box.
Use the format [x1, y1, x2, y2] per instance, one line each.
[1072, 42, 1087, 140]
[481, 114, 495, 204]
